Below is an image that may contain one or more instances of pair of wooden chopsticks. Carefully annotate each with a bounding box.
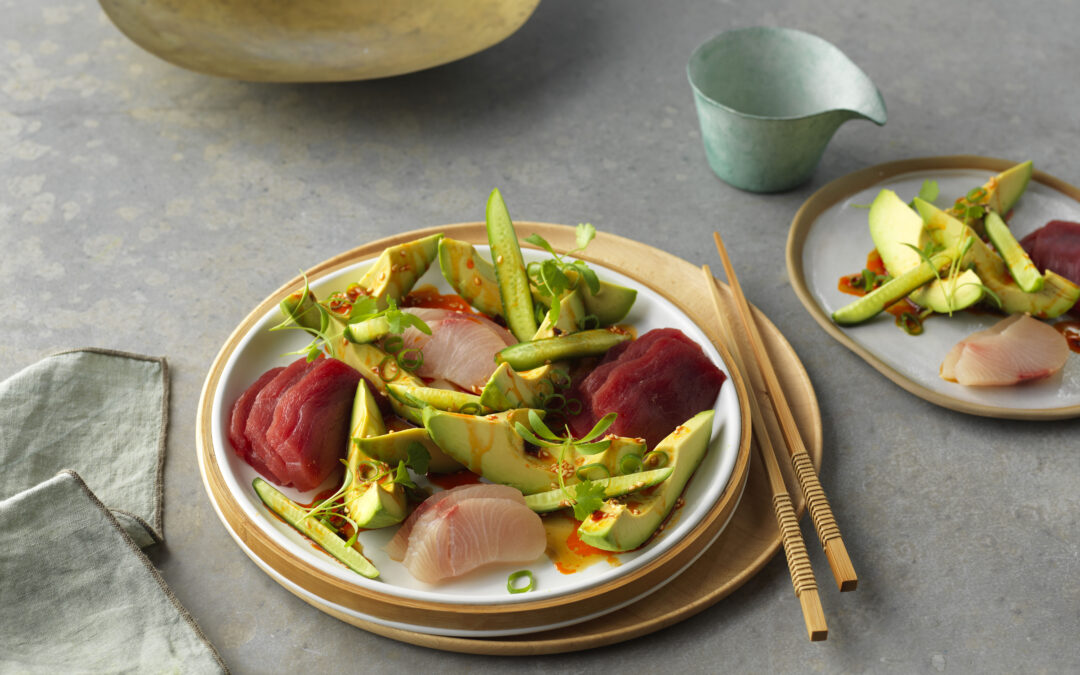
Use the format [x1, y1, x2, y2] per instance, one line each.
[705, 232, 857, 642]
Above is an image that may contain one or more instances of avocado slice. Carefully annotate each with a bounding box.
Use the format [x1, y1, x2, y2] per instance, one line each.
[437, 238, 504, 317]
[583, 282, 636, 325]
[253, 478, 379, 578]
[524, 467, 674, 513]
[947, 161, 1033, 234]
[868, 189, 983, 314]
[532, 287, 587, 339]
[478, 363, 564, 412]
[984, 210, 1043, 293]
[831, 250, 955, 325]
[343, 380, 408, 530]
[354, 427, 463, 474]
[909, 268, 983, 313]
[422, 407, 559, 494]
[577, 410, 715, 552]
[914, 199, 1079, 318]
[386, 382, 487, 414]
[279, 290, 350, 343]
[355, 233, 443, 310]
[869, 189, 929, 274]
[337, 341, 424, 395]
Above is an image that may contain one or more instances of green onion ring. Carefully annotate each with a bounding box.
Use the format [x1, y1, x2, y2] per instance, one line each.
[582, 314, 600, 330]
[377, 356, 399, 382]
[459, 402, 481, 415]
[618, 454, 642, 475]
[575, 463, 610, 481]
[550, 368, 572, 390]
[564, 398, 583, 416]
[397, 348, 424, 372]
[507, 570, 535, 594]
[357, 460, 382, 481]
[382, 335, 404, 355]
[543, 393, 566, 412]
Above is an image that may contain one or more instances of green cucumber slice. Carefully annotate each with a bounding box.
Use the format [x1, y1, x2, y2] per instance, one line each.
[253, 478, 379, 578]
[486, 189, 536, 341]
[985, 211, 1044, 293]
[495, 329, 631, 371]
[832, 251, 954, 325]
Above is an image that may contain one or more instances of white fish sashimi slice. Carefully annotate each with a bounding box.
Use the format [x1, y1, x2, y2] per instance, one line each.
[415, 315, 515, 391]
[941, 314, 1069, 386]
[400, 308, 516, 355]
[401, 497, 546, 584]
[385, 484, 523, 561]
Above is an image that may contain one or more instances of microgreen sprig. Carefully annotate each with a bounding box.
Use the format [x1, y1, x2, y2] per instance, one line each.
[524, 223, 601, 327]
[515, 410, 616, 520]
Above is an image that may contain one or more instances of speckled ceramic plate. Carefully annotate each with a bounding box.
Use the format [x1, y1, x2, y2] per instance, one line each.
[197, 223, 752, 638]
[787, 156, 1080, 419]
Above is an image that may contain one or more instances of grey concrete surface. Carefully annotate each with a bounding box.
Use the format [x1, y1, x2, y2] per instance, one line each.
[3, 0, 1079, 672]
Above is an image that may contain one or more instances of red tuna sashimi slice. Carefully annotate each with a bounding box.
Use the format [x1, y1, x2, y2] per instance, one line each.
[569, 328, 726, 448]
[1019, 220, 1080, 285]
[385, 483, 523, 561]
[940, 314, 1069, 386]
[228, 366, 284, 477]
[401, 496, 545, 584]
[264, 358, 362, 492]
[409, 314, 516, 391]
[244, 357, 315, 484]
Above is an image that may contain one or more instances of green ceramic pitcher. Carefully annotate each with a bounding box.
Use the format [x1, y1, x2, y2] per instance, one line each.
[688, 27, 886, 193]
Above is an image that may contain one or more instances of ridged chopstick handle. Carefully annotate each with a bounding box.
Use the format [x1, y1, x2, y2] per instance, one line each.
[792, 452, 858, 592]
[773, 491, 827, 641]
[773, 492, 816, 597]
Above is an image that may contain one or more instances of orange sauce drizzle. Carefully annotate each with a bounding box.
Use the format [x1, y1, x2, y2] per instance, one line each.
[403, 285, 483, 315]
[543, 513, 621, 574]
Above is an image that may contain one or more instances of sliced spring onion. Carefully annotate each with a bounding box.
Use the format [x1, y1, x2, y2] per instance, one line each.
[397, 348, 423, 372]
[507, 570, 535, 594]
[377, 356, 400, 382]
[564, 398, 582, 416]
[575, 463, 611, 481]
[458, 402, 481, 415]
[382, 335, 404, 355]
[618, 454, 642, 475]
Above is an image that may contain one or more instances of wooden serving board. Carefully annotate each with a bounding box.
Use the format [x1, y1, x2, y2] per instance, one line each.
[197, 223, 821, 653]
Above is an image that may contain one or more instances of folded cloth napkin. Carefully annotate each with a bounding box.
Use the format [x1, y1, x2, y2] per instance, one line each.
[0, 349, 226, 673]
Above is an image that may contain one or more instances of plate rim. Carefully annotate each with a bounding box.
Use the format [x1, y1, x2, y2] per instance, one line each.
[196, 221, 754, 632]
[786, 154, 1080, 420]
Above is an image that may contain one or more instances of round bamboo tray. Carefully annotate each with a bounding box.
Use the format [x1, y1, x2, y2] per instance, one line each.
[197, 223, 816, 645]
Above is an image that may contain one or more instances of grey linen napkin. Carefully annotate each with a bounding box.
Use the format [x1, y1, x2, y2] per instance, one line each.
[0, 349, 226, 674]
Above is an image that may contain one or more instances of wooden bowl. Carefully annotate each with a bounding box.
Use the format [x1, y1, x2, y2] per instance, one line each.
[197, 223, 753, 634]
[98, 0, 540, 82]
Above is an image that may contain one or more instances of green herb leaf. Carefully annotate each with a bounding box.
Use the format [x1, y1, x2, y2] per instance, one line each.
[391, 461, 416, 489]
[524, 233, 559, 257]
[574, 223, 597, 251]
[527, 410, 562, 442]
[580, 412, 617, 443]
[571, 480, 606, 520]
[918, 179, 939, 203]
[514, 422, 560, 449]
[406, 442, 431, 475]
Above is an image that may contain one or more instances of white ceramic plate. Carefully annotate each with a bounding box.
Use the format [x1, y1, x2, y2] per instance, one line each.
[208, 244, 743, 625]
[788, 158, 1080, 419]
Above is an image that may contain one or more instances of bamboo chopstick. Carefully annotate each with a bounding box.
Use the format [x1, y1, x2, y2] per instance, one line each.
[712, 232, 858, 592]
[703, 265, 828, 642]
